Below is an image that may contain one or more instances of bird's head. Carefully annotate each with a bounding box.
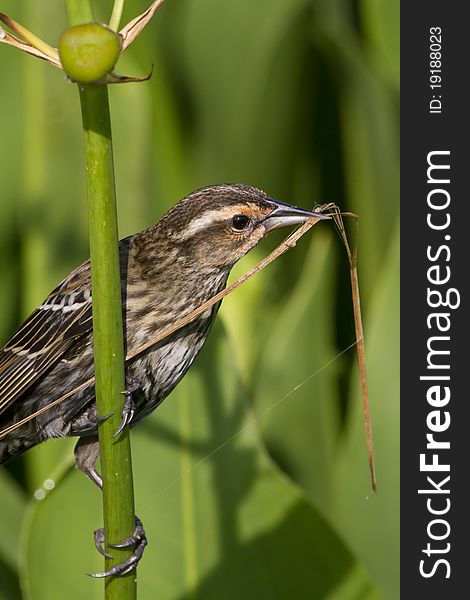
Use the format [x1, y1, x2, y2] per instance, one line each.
[156, 184, 330, 272]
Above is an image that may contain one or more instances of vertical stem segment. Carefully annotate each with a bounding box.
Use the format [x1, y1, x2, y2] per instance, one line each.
[65, 1, 136, 598]
[79, 84, 137, 598]
[109, 0, 126, 31]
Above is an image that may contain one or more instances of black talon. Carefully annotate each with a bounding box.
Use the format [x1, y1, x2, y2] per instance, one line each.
[122, 377, 141, 396]
[88, 516, 147, 578]
[93, 527, 114, 559]
[113, 396, 134, 437]
[96, 412, 113, 424]
[113, 380, 139, 437]
[108, 517, 145, 548]
[89, 537, 147, 578]
[87, 404, 113, 425]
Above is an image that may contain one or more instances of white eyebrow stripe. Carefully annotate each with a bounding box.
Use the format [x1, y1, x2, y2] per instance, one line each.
[175, 205, 252, 241]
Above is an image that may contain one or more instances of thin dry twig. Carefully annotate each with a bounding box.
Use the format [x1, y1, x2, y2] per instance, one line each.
[330, 206, 377, 492]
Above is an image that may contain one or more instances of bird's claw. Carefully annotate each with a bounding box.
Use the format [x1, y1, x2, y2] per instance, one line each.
[93, 527, 114, 559]
[113, 381, 139, 437]
[108, 517, 145, 549]
[88, 517, 147, 578]
[96, 412, 113, 424]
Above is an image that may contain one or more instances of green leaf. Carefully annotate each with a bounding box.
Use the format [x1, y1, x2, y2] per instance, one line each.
[23, 439, 76, 494]
[20, 464, 102, 600]
[0, 469, 26, 569]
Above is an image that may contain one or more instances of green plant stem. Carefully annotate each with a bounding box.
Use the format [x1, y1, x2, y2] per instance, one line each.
[109, 0, 126, 31]
[65, 2, 137, 599]
[79, 82, 137, 600]
[64, 0, 93, 24]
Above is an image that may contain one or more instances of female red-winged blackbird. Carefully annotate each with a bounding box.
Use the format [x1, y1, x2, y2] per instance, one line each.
[0, 183, 329, 575]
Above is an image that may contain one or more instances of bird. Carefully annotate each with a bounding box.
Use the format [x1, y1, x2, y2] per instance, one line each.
[0, 183, 329, 576]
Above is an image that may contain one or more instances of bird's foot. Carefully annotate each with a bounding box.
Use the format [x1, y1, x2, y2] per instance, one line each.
[88, 516, 147, 578]
[86, 404, 113, 425]
[96, 412, 113, 424]
[113, 379, 140, 437]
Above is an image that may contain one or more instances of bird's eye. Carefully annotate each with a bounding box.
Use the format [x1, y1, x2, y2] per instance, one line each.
[231, 214, 250, 230]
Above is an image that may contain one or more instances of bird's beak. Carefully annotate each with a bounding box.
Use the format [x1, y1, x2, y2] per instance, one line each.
[262, 199, 331, 233]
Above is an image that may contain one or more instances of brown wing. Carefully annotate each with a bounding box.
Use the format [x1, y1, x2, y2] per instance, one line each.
[0, 260, 93, 416]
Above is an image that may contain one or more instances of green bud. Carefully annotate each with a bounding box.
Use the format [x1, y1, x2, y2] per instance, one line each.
[58, 23, 122, 83]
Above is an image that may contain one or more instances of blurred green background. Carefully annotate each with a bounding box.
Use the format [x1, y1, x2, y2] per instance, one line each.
[0, 1, 399, 599]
